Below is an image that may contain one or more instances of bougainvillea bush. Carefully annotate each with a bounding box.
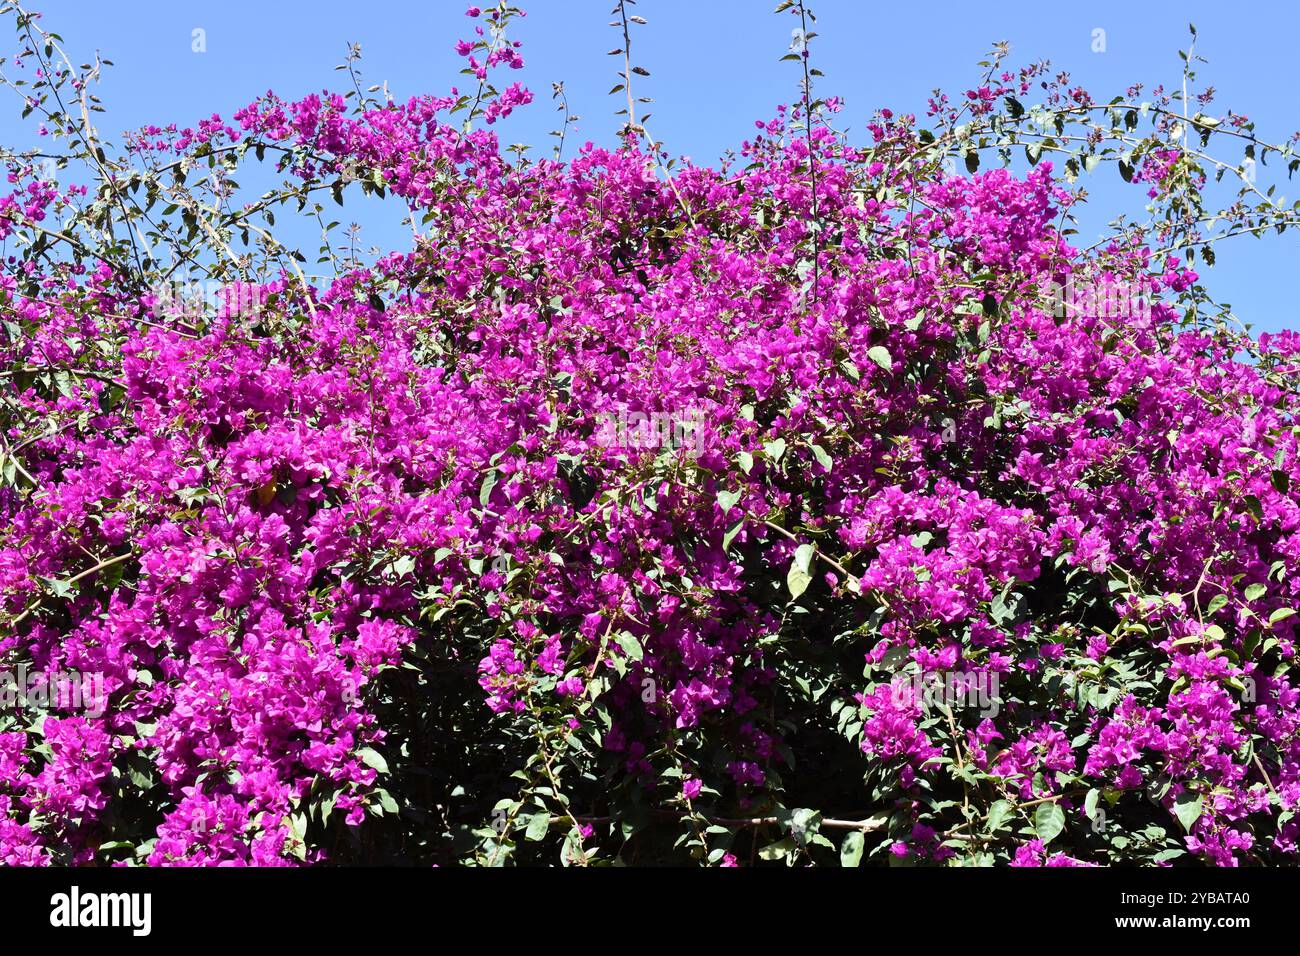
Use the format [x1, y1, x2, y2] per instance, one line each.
[2, 1, 1300, 867]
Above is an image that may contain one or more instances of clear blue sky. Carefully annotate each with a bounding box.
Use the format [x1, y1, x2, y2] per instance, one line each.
[3, 1, 1296, 333]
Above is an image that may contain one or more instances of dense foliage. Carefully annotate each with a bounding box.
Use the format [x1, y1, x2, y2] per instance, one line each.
[3, 2, 1300, 867]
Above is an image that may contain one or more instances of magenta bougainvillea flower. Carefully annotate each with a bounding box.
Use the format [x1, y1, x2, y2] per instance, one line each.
[2, 2, 1299, 867]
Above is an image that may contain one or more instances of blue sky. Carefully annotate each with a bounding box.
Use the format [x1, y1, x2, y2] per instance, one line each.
[2, 1, 1296, 332]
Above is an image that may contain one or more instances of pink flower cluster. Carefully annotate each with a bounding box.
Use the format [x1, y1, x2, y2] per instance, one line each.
[2, 9, 1299, 867]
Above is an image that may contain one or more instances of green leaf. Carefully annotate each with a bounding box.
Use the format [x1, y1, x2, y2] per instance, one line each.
[357, 747, 389, 775]
[1245, 583, 1268, 602]
[986, 799, 1013, 833]
[1270, 608, 1297, 625]
[1034, 803, 1065, 844]
[786, 568, 814, 601]
[525, 813, 551, 841]
[758, 837, 797, 860]
[840, 830, 865, 867]
[615, 631, 644, 662]
[561, 826, 586, 866]
[763, 438, 787, 463]
[287, 812, 308, 859]
[786, 543, 815, 599]
[722, 520, 745, 552]
[96, 840, 137, 853]
[44, 576, 76, 599]
[810, 443, 833, 473]
[127, 764, 155, 791]
[1173, 791, 1204, 832]
[1084, 788, 1101, 821]
[866, 346, 893, 371]
[479, 470, 498, 508]
[716, 489, 741, 515]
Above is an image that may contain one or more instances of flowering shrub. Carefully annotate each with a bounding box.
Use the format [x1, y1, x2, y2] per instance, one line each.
[2, 2, 1300, 867]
